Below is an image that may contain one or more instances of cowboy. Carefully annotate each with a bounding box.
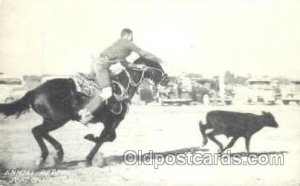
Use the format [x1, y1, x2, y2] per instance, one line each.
[79, 28, 163, 124]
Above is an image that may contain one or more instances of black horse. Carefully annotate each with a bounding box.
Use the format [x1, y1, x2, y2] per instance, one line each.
[0, 57, 168, 166]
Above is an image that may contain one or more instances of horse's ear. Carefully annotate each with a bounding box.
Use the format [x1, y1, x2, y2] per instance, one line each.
[262, 111, 267, 115]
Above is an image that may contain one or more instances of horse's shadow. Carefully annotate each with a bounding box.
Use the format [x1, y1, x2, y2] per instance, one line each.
[0, 148, 290, 183]
[38, 148, 288, 171]
[53, 149, 289, 170]
[46, 146, 208, 170]
[0, 148, 289, 174]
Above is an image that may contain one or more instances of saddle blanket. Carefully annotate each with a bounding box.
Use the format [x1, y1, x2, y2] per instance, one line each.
[71, 72, 128, 100]
[71, 73, 130, 115]
[71, 73, 100, 97]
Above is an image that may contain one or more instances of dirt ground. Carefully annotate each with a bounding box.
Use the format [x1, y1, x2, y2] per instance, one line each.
[0, 104, 300, 185]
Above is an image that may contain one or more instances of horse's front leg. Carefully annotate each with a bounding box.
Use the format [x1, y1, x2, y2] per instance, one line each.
[84, 129, 116, 143]
[85, 116, 122, 166]
[86, 141, 104, 167]
[85, 127, 117, 166]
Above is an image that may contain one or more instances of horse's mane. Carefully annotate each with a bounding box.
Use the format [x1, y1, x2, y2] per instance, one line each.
[113, 57, 162, 81]
[133, 57, 163, 70]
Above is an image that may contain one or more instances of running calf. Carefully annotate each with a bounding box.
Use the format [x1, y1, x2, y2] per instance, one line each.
[199, 110, 279, 153]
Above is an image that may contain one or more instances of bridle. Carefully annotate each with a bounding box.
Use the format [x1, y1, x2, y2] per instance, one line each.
[152, 68, 167, 85]
[124, 68, 145, 89]
[110, 66, 166, 115]
[120, 66, 166, 91]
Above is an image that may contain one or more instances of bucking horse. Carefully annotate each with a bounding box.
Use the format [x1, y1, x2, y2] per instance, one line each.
[0, 57, 168, 167]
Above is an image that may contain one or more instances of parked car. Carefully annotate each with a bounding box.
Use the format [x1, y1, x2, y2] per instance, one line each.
[281, 81, 300, 105]
[246, 79, 279, 105]
[0, 76, 26, 103]
[192, 78, 234, 105]
[159, 76, 193, 106]
[209, 89, 234, 106]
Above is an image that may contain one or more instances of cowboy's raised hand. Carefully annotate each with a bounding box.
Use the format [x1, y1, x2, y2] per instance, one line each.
[157, 58, 163, 64]
[156, 58, 166, 64]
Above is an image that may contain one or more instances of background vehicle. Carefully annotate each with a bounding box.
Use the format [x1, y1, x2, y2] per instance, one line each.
[0, 75, 26, 103]
[192, 78, 234, 105]
[246, 79, 279, 105]
[159, 76, 193, 106]
[281, 81, 300, 105]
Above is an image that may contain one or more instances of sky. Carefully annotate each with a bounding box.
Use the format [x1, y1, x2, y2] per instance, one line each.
[0, 0, 300, 78]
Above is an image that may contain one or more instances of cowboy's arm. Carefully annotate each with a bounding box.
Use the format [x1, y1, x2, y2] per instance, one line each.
[129, 42, 162, 63]
[120, 60, 147, 70]
[120, 60, 135, 68]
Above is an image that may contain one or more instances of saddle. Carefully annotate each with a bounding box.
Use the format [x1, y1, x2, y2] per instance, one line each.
[71, 72, 129, 114]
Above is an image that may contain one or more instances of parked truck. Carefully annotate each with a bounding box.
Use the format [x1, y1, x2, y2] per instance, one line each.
[281, 80, 300, 105]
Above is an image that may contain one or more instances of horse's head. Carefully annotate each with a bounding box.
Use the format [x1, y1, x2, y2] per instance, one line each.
[133, 57, 169, 86]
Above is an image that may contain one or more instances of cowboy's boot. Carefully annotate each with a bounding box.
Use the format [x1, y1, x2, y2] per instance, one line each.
[78, 95, 104, 125]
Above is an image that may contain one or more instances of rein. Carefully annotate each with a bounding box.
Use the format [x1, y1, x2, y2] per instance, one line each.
[124, 69, 146, 90]
[110, 66, 166, 115]
[151, 67, 167, 85]
[112, 66, 166, 102]
[124, 66, 166, 91]
[110, 68, 145, 105]
[109, 69, 144, 115]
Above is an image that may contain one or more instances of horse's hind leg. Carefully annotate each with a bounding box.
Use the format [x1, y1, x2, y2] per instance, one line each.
[32, 119, 66, 167]
[41, 119, 67, 165]
[32, 124, 49, 167]
[43, 134, 64, 164]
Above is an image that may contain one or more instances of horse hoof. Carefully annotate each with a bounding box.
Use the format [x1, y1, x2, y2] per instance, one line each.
[84, 134, 96, 142]
[54, 156, 63, 165]
[86, 159, 93, 167]
[35, 157, 46, 168]
[52, 149, 64, 165]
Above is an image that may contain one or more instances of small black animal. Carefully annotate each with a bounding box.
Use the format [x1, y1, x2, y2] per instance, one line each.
[199, 110, 278, 153]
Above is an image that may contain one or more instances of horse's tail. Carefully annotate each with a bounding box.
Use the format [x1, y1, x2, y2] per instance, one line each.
[0, 91, 34, 118]
[199, 120, 208, 147]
